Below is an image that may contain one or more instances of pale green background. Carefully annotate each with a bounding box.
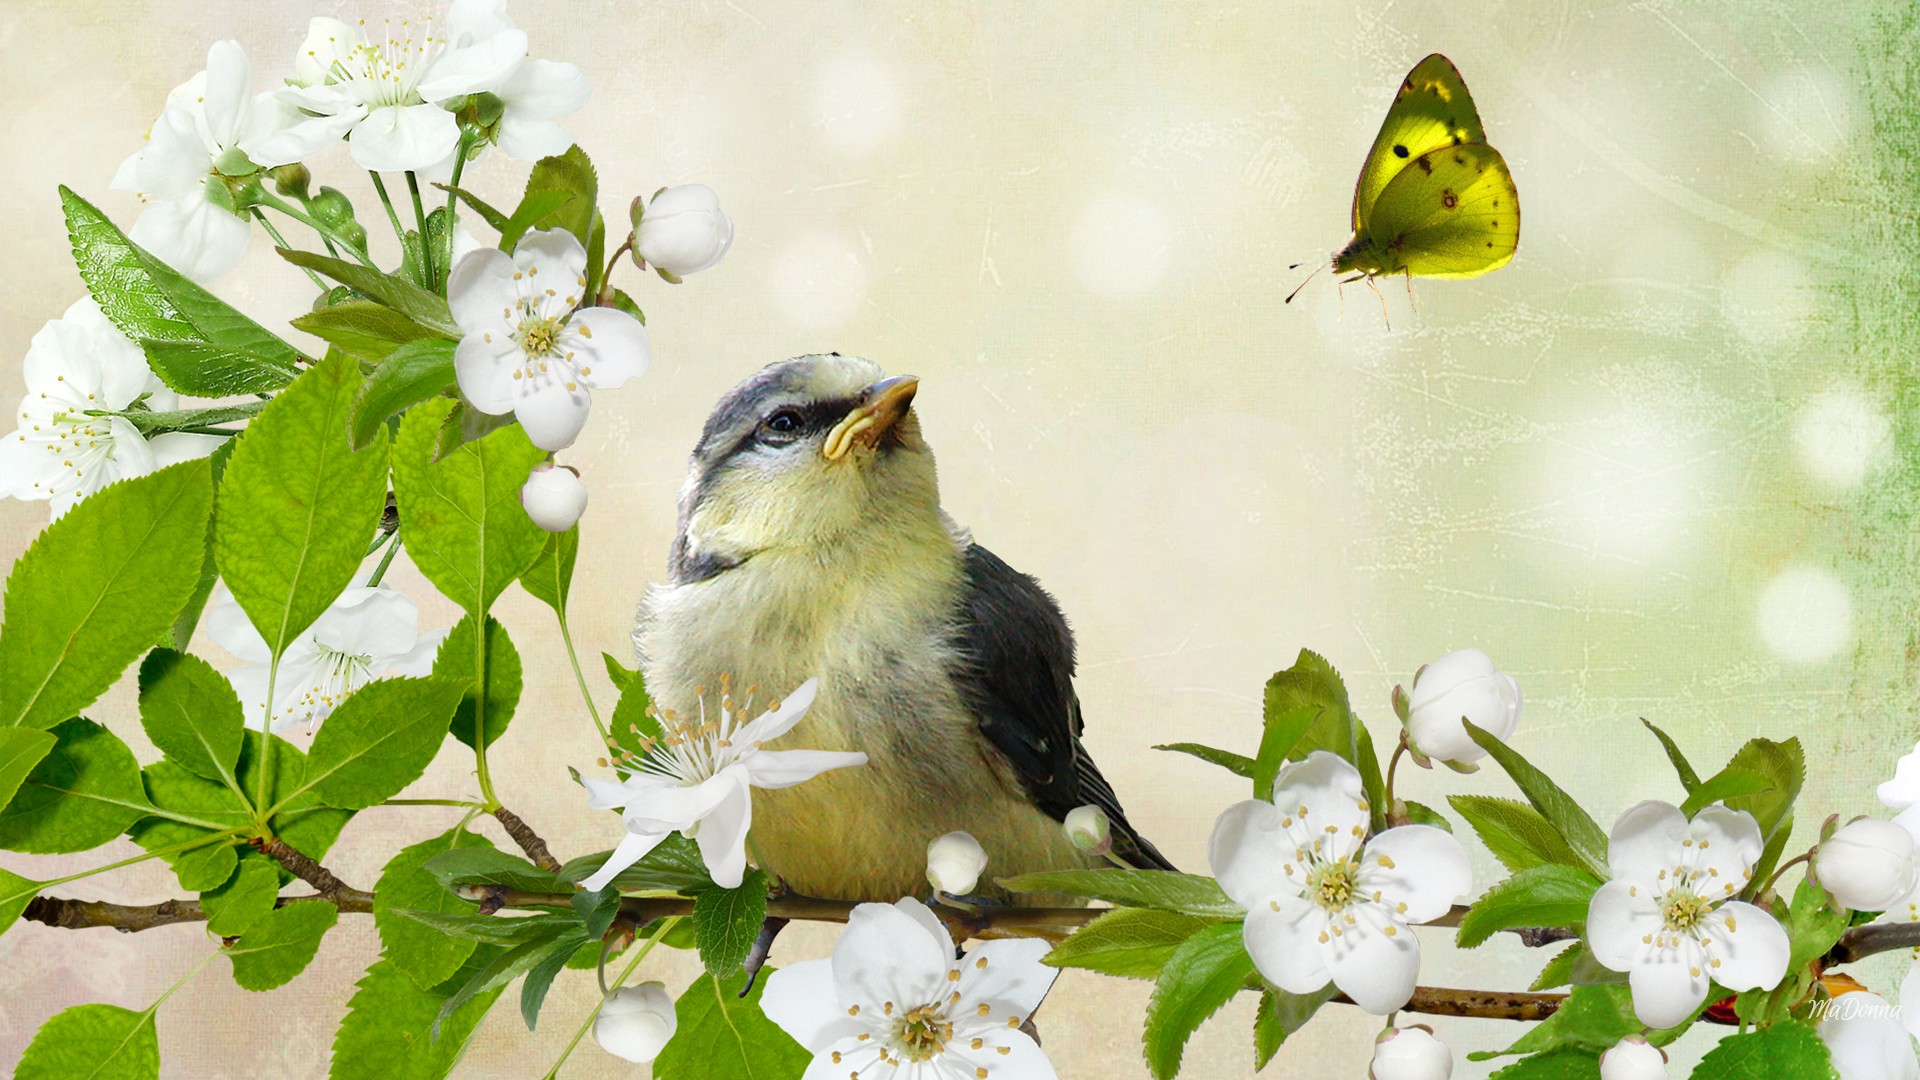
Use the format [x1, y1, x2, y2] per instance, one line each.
[0, 0, 1910, 1076]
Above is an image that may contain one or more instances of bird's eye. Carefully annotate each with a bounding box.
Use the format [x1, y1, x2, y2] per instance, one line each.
[762, 409, 804, 437]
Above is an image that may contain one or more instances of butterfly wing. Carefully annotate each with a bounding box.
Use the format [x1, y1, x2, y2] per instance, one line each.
[1352, 54, 1487, 233]
[1358, 142, 1519, 280]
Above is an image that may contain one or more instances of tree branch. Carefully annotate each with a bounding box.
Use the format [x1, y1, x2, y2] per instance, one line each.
[1824, 920, 1920, 964]
[492, 805, 561, 872]
[23, 890, 373, 933]
[257, 837, 357, 899]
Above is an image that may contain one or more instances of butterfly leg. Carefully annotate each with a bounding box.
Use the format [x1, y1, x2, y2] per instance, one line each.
[1364, 275, 1391, 330]
[1403, 266, 1417, 312]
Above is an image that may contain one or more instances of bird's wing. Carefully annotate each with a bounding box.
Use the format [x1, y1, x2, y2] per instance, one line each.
[952, 544, 1176, 871]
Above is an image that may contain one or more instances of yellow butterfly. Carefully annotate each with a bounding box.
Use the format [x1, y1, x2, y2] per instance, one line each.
[1322, 54, 1519, 289]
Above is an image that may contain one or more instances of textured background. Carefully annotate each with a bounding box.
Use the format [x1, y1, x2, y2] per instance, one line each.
[0, 0, 1913, 1075]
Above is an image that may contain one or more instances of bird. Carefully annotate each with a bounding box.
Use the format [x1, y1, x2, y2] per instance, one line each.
[633, 353, 1173, 902]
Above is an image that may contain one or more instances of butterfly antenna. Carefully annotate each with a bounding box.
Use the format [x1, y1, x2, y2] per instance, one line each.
[1284, 263, 1325, 305]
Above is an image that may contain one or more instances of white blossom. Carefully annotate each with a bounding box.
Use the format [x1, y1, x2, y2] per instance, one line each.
[761, 897, 1060, 1080]
[1880, 740, 1920, 844]
[1818, 818, 1920, 912]
[521, 461, 587, 531]
[448, 229, 649, 451]
[632, 184, 734, 279]
[206, 584, 444, 731]
[1585, 801, 1790, 1028]
[1208, 751, 1472, 1015]
[1598, 1035, 1668, 1080]
[437, 0, 589, 161]
[1063, 805, 1111, 855]
[1819, 990, 1920, 1080]
[1398, 647, 1521, 766]
[1370, 1025, 1451, 1080]
[926, 831, 988, 895]
[0, 298, 221, 517]
[579, 678, 864, 891]
[592, 982, 676, 1064]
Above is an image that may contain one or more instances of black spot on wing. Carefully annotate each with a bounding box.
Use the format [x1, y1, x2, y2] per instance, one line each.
[951, 545, 1174, 871]
[1393, 144, 1409, 158]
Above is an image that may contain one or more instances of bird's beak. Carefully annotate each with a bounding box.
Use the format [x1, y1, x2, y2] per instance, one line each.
[823, 376, 920, 460]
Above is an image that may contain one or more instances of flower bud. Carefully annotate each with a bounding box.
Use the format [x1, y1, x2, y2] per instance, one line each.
[1401, 648, 1522, 766]
[269, 163, 312, 199]
[631, 184, 733, 279]
[1369, 1025, 1451, 1080]
[1816, 818, 1920, 911]
[592, 982, 676, 1063]
[1064, 805, 1112, 855]
[1598, 1035, 1667, 1080]
[926, 831, 988, 896]
[521, 462, 588, 532]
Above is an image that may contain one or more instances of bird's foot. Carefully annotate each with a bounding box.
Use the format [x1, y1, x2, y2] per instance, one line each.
[738, 915, 790, 997]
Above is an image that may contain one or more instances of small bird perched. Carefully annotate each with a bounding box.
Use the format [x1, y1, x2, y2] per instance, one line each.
[635, 353, 1172, 901]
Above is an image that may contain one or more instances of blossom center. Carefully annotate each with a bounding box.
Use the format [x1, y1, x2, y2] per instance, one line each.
[1305, 859, 1359, 913]
[892, 1003, 953, 1062]
[515, 313, 564, 359]
[334, 18, 441, 107]
[614, 676, 758, 786]
[1661, 888, 1711, 934]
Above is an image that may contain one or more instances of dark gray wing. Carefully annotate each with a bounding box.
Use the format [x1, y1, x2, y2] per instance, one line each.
[952, 544, 1175, 871]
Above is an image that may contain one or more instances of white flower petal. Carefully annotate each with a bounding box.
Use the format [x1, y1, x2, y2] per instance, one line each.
[223, 663, 274, 731]
[387, 625, 449, 678]
[444, 0, 515, 43]
[1695, 901, 1788, 992]
[1903, 961, 1920, 1042]
[955, 938, 1056, 1019]
[1687, 804, 1764, 886]
[134, 108, 212, 199]
[204, 590, 272, 662]
[1271, 750, 1372, 846]
[348, 104, 460, 173]
[131, 195, 251, 282]
[831, 901, 952, 1017]
[565, 308, 650, 390]
[620, 768, 744, 833]
[416, 28, 527, 101]
[1323, 908, 1421, 1014]
[891, 897, 956, 956]
[495, 115, 577, 162]
[309, 586, 421, 660]
[501, 57, 590, 119]
[1241, 891, 1332, 995]
[295, 18, 363, 87]
[512, 376, 592, 451]
[1881, 743, 1920, 811]
[200, 40, 252, 150]
[742, 749, 867, 789]
[1821, 992, 1920, 1080]
[1357, 825, 1473, 923]
[693, 776, 754, 889]
[949, 1029, 1058, 1080]
[1607, 801, 1689, 883]
[1586, 878, 1662, 973]
[0, 432, 63, 502]
[760, 958, 867, 1051]
[147, 432, 225, 469]
[453, 333, 522, 416]
[513, 228, 590, 281]
[734, 678, 822, 745]
[1626, 943, 1710, 1028]
[241, 97, 360, 167]
[1208, 799, 1292, 909]
[580, 829, 670, 892]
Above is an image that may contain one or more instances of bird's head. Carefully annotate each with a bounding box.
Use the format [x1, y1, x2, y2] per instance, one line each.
[669, 353, 939, 581]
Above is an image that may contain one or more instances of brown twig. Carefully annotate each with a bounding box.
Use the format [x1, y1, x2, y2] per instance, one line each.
[492, 806, 561, 872]
[256, 837, 355, 899]
[22, 890, 373, 933]
[1824, 920, 1920, 965]
[1345, 986, 1568, 1022]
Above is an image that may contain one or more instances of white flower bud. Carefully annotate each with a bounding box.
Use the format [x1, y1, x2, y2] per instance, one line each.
[1064, 805, 1112, 855]
[926, 830, 988, 896]
[521, 462, 588, 532]
[1599, 1035, 1668, 1080]
[1817, 818, 1920, 911]
[592, 981, 676, 1063]
[1402, 648, 1522, 765]
[632, 184, 734, 278]
[1369, 1025, 1451, 1080]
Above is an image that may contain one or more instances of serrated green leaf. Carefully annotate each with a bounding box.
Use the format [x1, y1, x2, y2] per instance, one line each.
[15, 1002, 160, 1080]
[1153, 741, 1255, 778]
[1263, 648, 1358, 770]
[330, 954, 504, 1080]
[605, 661, 663, 763]
[276, 248, 460, 337]
[0, 866, 44, 940]
[1401, 799, 1453, 831]
[572, 886, 620, 939]
[375, 826, 492, 988]
[499, 189, 575, 251]
[349, 338, 457, 449]
[1457, 864, 1601, 948]
[119, 402, 261, 438]
[435, 923, 585, 1031]
[215, 355, 390, 659]
[1719, 738, 1804, 841]
[602, 652, 635, 691]
[694, 868, 768, 978]
[1252, 984, 1336, 1070]
[1449, 795, 1588, 874]
[226, 899, 337, 990]
[165, 439, 233, 651]
[139, 339, 299, 397]
[653, 970, 811, 1079]
[0, 719, 152, 853]
[1641, 719, 1700, 792]
[1530, 943, 1584, 990]
[391, 908, 572, 945]
[1044, 907, 1216, 979]
[517, 937, 577, 1031]
[136, 649, 243, 789]
[519, 527, 578, 615]
[433, 615, 520, 751]
[1463, 722, 1611, 878]
[171, 842, 240, 892]
[300, 677, 463, 810]
[1472, 985, 1690, 1061]
[202, 856, 279, 937]
[1000, 869, 1241, 917]
[0, 728, 57, 811]
[1680, 768, 1779, 819]
[424, 846, 567, 894]
[558, 833, 714, 894]
[438, 184, 510, 232]
[131, 734, 351, 880]
[1143, 921, 1254, 1080]
[391, 398, 548, 616]
[519, 146, 597, 245]
[1487, 1051, 1601, 1079]
[0, 459, 213, 731]
[291, 299, 443, 363]
[1688, 1020, 1834, 1079]
[1254, 705, 1321, 801]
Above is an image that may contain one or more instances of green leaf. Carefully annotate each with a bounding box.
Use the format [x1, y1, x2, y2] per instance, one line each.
[1487, 1051, 1601, 1080]
[202, 856, 279, 937]
[1472, 985, 1689, 1061]
[132, 733, 352, 879]
[1448, 795, 1589, 874]
[1400, 799, 1453, 831]
[215, 354, 391, 658]
[1456, 864, 1602, 948]
[225, 898, 338, 990]
[519, 527, 578, 615]
[0, 459, 213, 730]
[0, 728, 57, 811]
[602, 652, 635, 691]
[517, 937, 577, 1031]
[499, 189, 576, 251]
[1152, 741, 1255, 778]
[330, 955, 505, 1080]
[0, 866, 44, 940]
[1143, 921, 1254, 1080]
[694, 868, 769, 978]
[439, 184, 511, 231]
[1719, 737, 1804, 841]
[15, 1002, 160, 1080]
[424, 846, 568, 894]
[391, 909, 572, 945]
[276, 248, 460, 337]
[999, 869, 1241, 917]
[519, 146, 598, 246]
[433, 615, 521, 751]
[0, 718, 152, 853]
[435, 923, 585, 1031]
[165, 439, 233, 651]
[291, 299, 443, 363]
[1741, 876, 1851, 1025]
[139, 339, 300, 397]
[375, 826, 492, 989]
[604, 659, 663, 763]
[1463, 721, 1611, 878]
[653, 970, 811, 1080]
[1687, 1021, 1834, 1080]
[1252, 706, 1320, 803]
[302, 677, 464, 809]
[1252, 984, 1336, 1069]
[1679, 768, 1778, 819]
[391, 398, 548, 617]
[573, 886, 620, 939]
[136, 649, 243, 787]
[1044, 907, 1217, 980]
[1530, 942, 1584, 990]
[557, 833, 715, 894]
[170, 842, 240, 892]
[119, 402, 262, 438]
[1641, 719, 1700, 792]
[1262, 648, 1358, 769]
[348, 338, 458, 449]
